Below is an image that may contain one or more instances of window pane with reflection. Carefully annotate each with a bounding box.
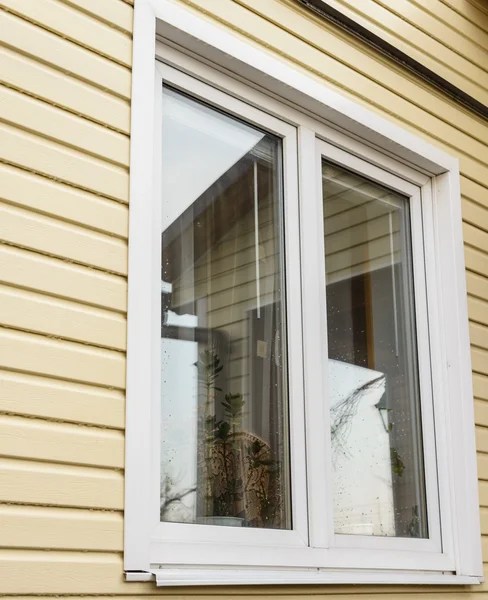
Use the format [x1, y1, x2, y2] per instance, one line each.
[160, 88, 291, 529]
[322, 160, 428, 538]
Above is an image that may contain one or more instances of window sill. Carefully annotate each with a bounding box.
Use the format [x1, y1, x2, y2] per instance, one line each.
[125, 569, 483, 586]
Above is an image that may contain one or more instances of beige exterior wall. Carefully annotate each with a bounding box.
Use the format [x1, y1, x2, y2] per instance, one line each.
[0, 0, 487, 598]
[320, 0, 488, 105]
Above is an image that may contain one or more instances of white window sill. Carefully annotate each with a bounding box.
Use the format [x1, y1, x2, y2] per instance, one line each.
[125, 569, 483, 586]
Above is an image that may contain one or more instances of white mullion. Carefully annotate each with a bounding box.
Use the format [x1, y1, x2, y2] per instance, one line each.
[298, 127, 331, 549]
[282, 125, 309, 545]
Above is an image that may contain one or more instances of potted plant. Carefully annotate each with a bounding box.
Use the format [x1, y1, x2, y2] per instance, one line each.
[196, 347, 283, 528]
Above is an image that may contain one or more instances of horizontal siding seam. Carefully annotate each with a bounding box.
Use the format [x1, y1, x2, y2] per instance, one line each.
[474, 367, 488, 377]
[0, 107, 130, 170]
[58, 0, 133, 36]
[463, 221, 488, 238]
[0, 320, 127, 354]
[0, 239, 128, 279]
[0, 165, 129, 241]
[0, 453, 124, 474]
[0, 278, 127, 318]
[463, 195, 488, 213]
[0, 503, 122, 515]
[372, 0, 488, 77]
[342, 0, 488, 95]
[213, 0, 488, 157]
[0, 322, 126, 356]
[471, 318, 488, 330]
[0, 158, 129, 206]
[0, 544, 121, 555]
[0, 194, 128, 242]
[468, 281, 488, 303]
[472, 341, 488, 353]
[463, 172, 488, 192]
[0, 39, 130, 102]
[0, 79, 130, 137]
[0, 251, 127, 313]
[0, 410, 124, 432]
[298, 0, 488, 120]
[443, 1, 488, 35]
[0, 455, 125, 479]
[0, 6, 133, 70]
[0, 500, 124, 513]
[281, 0, 488, 136]
[468, 0, 488, 18]
[0, 364, 126, 394]
[409, 0, 488, 54]
[465, 221, 488, 239]
[465, 241, 488, 255]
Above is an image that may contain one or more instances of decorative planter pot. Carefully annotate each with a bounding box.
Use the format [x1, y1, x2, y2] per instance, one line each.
[196, 516, 244, 527]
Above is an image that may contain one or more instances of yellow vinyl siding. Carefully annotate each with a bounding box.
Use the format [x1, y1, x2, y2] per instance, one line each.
[0, 47, 130, 133]
[0, 370, 125, 428]
[0, 204, 127, 274]
[437, 0, 488, 36]
[1, 0, 488, 599]
[0, 504, 124, 551]
[0, 0, 132, 67]
[0, 458, 124, 510]
[320, 0, 488, 105]
[0, 2, 131, 592]
[0, 245, 127, 311]
[0, 284, 126, 350]
[60, 0, 134, 34]
[0, 163, 129, 237]
[0, 414, 125, 468]
[0, 85, 130, 166]
[0, 329, 126, 388]
[0, 10, 131, 99]
[0, 124, 129, 201]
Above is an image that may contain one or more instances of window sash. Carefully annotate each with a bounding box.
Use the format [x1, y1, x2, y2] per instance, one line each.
[311, 139, 443, 555]
[152, 60, 310, 558]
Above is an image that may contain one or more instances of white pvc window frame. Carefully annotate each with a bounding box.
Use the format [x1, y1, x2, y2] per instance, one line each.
[124, 0, 482, 586]
[312, 140, 442, 558]
[152, 62, 310, 562]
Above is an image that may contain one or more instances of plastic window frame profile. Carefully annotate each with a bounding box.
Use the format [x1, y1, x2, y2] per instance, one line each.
[124, 0, 482, 587]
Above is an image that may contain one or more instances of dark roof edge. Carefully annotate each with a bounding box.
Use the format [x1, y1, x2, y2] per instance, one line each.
[298, 0, 488, 121]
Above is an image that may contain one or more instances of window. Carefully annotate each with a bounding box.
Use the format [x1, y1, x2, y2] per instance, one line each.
[322, 160, 428, 540]
[160, 88, 291, 530]
[125, 1, 481, 586]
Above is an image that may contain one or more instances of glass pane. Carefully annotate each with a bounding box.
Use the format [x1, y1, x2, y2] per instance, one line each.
[160, 87, 291, 530]
[322, 160, 428, 538]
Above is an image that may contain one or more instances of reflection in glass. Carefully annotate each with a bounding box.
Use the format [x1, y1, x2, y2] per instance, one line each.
[160, 88, 290, 529]
[322, 161, 428, 538]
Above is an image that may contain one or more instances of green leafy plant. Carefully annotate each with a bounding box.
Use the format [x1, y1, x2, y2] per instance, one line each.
[197, 347, 282, 526]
